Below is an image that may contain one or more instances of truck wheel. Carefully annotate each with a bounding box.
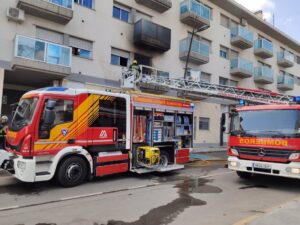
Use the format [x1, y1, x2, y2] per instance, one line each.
[56, 156, 88, 187]
[159, 151, 170, 167]
[237, 171, 253, 179]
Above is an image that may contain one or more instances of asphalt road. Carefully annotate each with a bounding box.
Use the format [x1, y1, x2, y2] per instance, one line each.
[1, 159, 300, 225]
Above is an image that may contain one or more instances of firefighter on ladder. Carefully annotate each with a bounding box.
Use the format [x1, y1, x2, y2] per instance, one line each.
[129, 60, 141, 90]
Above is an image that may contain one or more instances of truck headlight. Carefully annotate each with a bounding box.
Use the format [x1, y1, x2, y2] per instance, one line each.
[231, 148, 239, 156]
[286, 167, 300, 174]
[289, 153, 300, 160]
[229, 161, 239, 167]
[17, 161, 26, 170]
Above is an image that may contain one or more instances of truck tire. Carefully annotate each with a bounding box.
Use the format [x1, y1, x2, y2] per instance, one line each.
[56, 156, 88, 187]
[159, 151, 170, 167]
[236, 171, 253, 179]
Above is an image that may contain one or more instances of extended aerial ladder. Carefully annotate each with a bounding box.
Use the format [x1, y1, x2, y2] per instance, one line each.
[122, 65, 293, 105]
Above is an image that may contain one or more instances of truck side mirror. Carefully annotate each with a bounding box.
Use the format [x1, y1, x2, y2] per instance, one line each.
[221, 113, 226, 126]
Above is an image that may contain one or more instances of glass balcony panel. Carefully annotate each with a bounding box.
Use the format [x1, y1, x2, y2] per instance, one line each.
[47, 43, 71, 66]
[48, 0, 73, 9]
[16, 36, 46, 62]
[15, 36, 71, 67]
[254, 39, 273, 52]
[231, 26, 253, 43]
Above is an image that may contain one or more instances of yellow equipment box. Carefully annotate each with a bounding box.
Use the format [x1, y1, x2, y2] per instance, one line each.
[137, 146, 160, 167]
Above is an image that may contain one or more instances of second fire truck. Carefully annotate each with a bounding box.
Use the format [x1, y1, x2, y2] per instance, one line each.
[0, 87, 193, 186]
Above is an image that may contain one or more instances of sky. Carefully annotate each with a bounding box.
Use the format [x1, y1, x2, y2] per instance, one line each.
[234, 0, 300, 42]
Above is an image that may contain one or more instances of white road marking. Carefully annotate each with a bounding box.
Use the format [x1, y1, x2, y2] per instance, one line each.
[0, 171, 233, 212]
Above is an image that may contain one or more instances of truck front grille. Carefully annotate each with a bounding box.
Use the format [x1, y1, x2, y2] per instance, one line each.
[236, 147, 298, 159]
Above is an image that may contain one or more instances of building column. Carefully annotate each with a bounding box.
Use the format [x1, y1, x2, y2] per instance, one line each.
[0, 69, 4, 115]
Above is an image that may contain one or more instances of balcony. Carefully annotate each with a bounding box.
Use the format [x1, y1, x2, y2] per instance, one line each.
[134, 19, 171, 52]
[180, 0, 211, 28]
[12, 35, 71, 76]
[135, 0, 172, 13]
[254, 66, 273, 84]
[277, 74, 294, 91]
[254, 39, 273, 59]
[17, 0, 73, 24]
[230, 26, 253, 49]
[179, 37, 209, 65]
[277, 51, 294, 68]
[230, 58, 253, 78]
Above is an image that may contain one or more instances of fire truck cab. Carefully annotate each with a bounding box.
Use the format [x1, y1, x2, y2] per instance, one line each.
[228, 104, 300, 179]
[0, 87, 193, 186]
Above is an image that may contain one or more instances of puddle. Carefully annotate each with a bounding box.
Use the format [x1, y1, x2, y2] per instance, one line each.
[239, 184, 269, 190]
[104, 178, 222, 225]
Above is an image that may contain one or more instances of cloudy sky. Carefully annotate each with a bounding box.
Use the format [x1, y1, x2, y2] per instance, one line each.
[234, 0, 300, 42]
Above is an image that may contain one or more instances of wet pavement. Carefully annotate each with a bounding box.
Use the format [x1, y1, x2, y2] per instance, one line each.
[1, 159, 300, 225]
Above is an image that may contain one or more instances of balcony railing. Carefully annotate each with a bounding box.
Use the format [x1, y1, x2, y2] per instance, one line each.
[230, 58, 253, 78]
[277, 74, 294, 91]
[254, 39, 273, 58]
[14, 35, 71, 70]
[230, 26, 253, 49]
[180, 0, 211, 28]
[254, 66, 273, 84]
[17, 0, 73, 24]
[179, 37, 209, 64]
[277, 51, 294, 68]
[134, 19, 171, 52]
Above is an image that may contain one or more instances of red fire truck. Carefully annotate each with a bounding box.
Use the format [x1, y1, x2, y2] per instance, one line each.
[0, 87, 193, 186]
[228, 104, 300, 179]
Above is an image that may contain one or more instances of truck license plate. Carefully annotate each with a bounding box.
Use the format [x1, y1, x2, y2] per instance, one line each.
[253, 163, 272, 170]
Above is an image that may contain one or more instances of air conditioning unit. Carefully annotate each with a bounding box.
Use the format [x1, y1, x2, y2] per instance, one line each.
[240, 18, 248, 26]
[7, 7, 25, 23]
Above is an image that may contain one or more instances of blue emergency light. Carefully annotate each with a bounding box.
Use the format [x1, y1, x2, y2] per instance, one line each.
[239, 99, 246, 106]
[293, 96, 300, 103]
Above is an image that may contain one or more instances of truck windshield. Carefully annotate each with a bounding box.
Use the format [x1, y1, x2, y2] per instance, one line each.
[231, 110, 300, 138]
[10, 97, 39, 131]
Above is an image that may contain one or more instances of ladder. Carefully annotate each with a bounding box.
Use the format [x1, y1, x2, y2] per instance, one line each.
[121, 65, 293, 105]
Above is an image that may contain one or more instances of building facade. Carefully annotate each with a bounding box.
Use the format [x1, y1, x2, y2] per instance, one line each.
[1, 0, 300, 146]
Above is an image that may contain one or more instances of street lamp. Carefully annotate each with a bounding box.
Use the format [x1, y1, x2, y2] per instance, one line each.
[183, 24, 210, 80]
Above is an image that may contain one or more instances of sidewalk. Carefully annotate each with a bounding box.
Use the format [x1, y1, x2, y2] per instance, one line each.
[244, 197, 300, 225]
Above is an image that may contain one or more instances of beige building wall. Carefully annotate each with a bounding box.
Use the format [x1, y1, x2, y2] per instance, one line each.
[1, 0, 300, 146]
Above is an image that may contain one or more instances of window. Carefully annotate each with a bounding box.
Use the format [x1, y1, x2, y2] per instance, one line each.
[200, 72, 211, 83]
[134, 53, 151, 66]
[230, 20, 238, 28]
[36, 27, 64, 44]
[297, 56, 300, 65]
[220, 46, 229, 59]
[219, 77, 238, 87]
[39, 99, 74, 139]
[74, 0, 94, 9]
[111, 48, 130, 67]
[113, 5, 130, 23]
[229, 49, 239, 59]
[220, 14, 229, 28]
[295, 77, 300, 86]
[90, 96, 127, 139]
[70, 36, 93, 59]
[199, 117, 210, 130]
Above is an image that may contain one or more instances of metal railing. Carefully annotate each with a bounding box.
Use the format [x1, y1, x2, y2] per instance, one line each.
[277, 51, 294, 63]
[230, 58, 253, 73]
[230, 25, 253, 43]
[180, 0, 211, 20]
[15, 35, 72, 67]
[180, 37, 209, 57]
[254, 66, 273, 80]
[254, 38, 273, 53]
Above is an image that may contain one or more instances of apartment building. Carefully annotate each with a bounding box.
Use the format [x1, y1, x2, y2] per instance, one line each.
[0, 0, 300, 146]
